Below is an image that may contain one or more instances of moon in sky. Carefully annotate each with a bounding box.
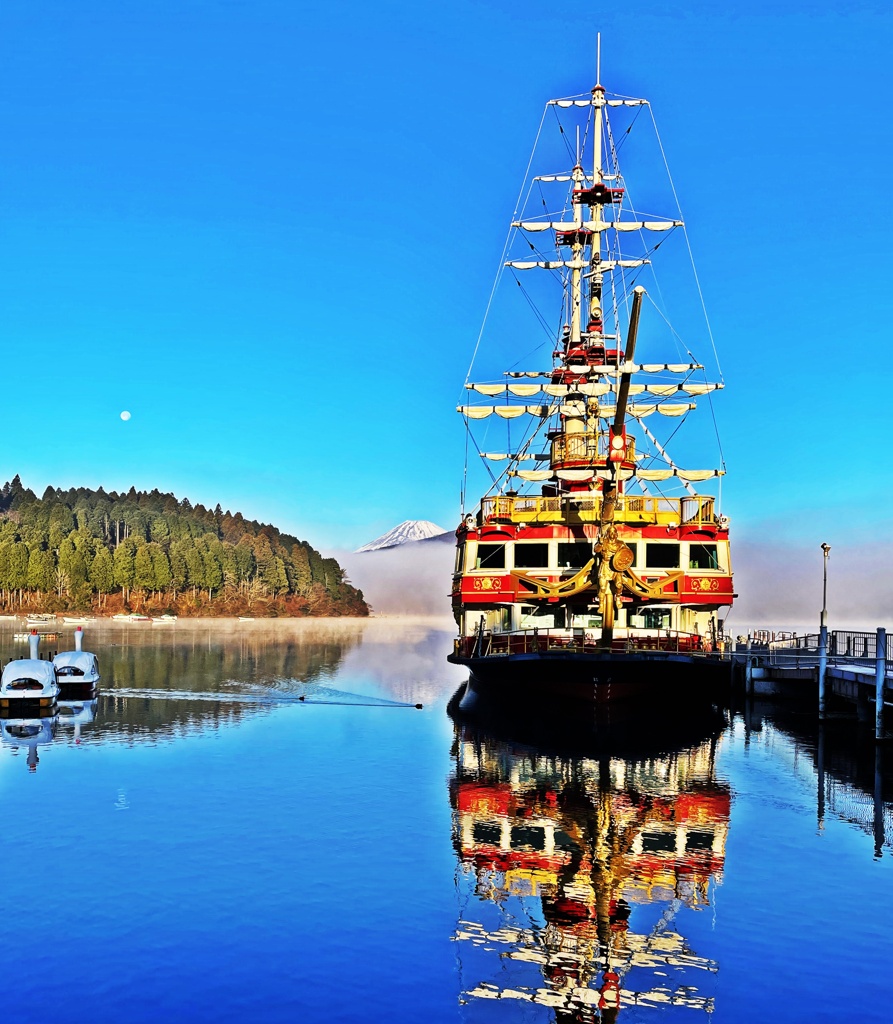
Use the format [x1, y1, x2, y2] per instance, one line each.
[120, 411, 131, 421]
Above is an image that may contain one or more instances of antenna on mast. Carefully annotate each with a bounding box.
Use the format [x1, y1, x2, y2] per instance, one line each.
[596, 32, 601, 87]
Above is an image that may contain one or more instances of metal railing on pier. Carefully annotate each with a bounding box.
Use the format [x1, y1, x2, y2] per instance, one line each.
[751, 631, 893, 670]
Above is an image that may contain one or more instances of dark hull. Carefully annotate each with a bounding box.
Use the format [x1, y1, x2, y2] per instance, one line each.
[448, 649, 733, 710]
[58, 681, 98, 700]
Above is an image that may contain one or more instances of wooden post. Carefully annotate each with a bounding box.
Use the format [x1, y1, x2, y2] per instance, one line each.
[818, 625, 828, 719]
[875, 627, 886, 741]
[745, 638, 753, 695]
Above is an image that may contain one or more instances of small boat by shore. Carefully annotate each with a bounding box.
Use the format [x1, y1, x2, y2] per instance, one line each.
[53, 627, 100, 697]
[112, 613, 151, 622]
[152, 614, 178, 624]
[25, 614, 57, 627]
[62, 616, 92, 625]
[1, 633, 60, 711]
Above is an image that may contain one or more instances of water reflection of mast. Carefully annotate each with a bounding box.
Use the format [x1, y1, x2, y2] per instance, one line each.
[451, 727, 730, 1018]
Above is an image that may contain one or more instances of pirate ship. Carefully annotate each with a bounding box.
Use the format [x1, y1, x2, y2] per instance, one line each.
[449, 65, 734, 702]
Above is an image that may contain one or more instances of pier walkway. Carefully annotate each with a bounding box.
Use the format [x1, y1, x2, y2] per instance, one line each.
[738, 628, 893, 738]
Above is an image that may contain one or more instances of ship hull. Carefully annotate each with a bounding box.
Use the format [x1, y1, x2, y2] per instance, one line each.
[448, 649, 732, 710]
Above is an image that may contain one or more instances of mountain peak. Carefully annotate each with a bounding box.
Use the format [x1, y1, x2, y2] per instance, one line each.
[356, 520, 449, 553]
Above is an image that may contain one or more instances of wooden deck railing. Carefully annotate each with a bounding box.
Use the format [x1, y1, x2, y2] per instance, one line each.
[455, 627, 726, 660]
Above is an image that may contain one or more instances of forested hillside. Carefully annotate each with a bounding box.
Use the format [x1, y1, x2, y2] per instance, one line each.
[0, 477, 368, 617]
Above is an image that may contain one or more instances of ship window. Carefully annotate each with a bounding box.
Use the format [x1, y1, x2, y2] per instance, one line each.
[519, 605, 555, 629]
[514, 543, 549, 568]
[557, 542, 592, 568]
[455, 543, 465, 573]
[645, 543, 680, 569]
[472, 822, 502, 847]
[689, 544, 719, 570]
[476, 544, 505, 570]
[641, 608, 673, 630]
[553, 829, 577, 853]
[623, 541, 638, 566]
[510, 825, 546, 851]
[686, 829, 714, 852]
[641, 830, 676, 854]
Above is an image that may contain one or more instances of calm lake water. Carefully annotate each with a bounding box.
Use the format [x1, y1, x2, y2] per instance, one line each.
[1, 618, 891, 1023]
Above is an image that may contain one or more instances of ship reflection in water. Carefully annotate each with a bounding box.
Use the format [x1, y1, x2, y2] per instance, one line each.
[449, 709, 729, 1019]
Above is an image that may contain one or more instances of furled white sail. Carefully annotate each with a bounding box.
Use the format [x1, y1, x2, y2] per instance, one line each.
[508, 467, 722, 482]
[607, 220, 682, 232]
[506, 258, 650, 271]
[515, 219, 682, 233]
[654, 403, 696, 417]
[460, 400, 695, 420]
[556, 469, 595, 482]
[549, 98, 648, 108]
[481, 452, 550, 462]
[513, 470, 554, 481]
[505, 363, 705, 378]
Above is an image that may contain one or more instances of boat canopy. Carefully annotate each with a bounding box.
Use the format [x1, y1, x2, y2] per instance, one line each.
[1, 660, 56, 687]
[54, 651, 98, 676]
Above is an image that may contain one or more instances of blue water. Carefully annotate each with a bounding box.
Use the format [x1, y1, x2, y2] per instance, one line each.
[1, 619, 891, 1022]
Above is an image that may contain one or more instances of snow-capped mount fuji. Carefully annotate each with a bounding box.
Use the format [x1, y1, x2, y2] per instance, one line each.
[356, 520, 449, 553]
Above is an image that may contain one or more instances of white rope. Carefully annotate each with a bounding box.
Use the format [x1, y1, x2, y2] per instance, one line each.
[462, 104, 549, 387]
[648, 104, 723, 381]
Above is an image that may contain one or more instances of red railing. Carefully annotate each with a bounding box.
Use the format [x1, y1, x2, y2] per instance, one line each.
[454, 628, 727, 660]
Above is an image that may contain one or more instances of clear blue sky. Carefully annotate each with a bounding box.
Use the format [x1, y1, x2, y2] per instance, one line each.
[2, 1, 890, 552]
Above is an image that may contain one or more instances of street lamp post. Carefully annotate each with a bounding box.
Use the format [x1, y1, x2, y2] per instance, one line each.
[820, 543, 831, 628]
[819, 542, 831, 719]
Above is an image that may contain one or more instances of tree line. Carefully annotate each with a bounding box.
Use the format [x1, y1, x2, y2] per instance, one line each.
[0, 476, 368, 617]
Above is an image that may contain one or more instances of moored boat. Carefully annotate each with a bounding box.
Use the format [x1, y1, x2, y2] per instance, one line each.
[449, 63, 734, 705]
[0, 632, 60, 710]
[53, 627, 100, 697]
[25, 613, 57, 628]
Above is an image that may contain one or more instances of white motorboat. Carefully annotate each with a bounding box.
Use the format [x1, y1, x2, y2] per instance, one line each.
[25, 614, 56, 628]
[1, 633, 60, 710]
[53, 627, 100, 695]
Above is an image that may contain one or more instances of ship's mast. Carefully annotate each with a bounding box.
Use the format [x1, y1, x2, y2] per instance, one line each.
[590, 81, 605, 346]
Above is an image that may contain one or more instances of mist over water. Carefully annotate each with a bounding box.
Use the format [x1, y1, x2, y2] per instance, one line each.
[333, 533, 891, 633]
[332, 539, 456, 617]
